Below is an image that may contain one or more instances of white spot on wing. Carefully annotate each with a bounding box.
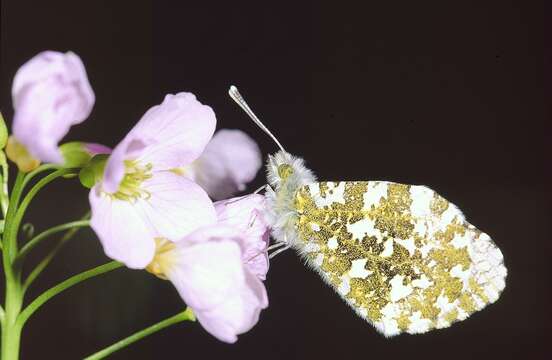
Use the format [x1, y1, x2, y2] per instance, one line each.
[308, 183, 320, 198]
[363, 182, 388, 210]
[380, 238, 394, 257]
[413, 220, 427, 237]
[349, 259, 372, 278]
[338, 278, 350, 295]
[440, 205, 464, 227]
[346, 218, 382, 241]
[451, 232, 470, 249]
[411, 275, 432, 289]
[389, 275, 413, 302]
[313, 182, 345, 207]
[408, 311, 432, 334]
[450, 264, 470, 284]
[410, 186, 433, 217]
[395, 238, 415, 255]
[420, 242, 436, 258]
[327, 237, 338, 250]
[379, 303, 401, 336]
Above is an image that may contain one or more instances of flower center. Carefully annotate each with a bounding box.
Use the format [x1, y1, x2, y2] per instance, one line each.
[146, 238, 178, 280]
[111, 160, 153, 201]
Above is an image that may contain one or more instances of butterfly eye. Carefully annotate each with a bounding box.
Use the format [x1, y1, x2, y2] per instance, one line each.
[278, 164, 294, 180]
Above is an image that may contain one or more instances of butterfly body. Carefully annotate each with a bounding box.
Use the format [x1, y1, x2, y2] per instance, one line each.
[265, 150, 507, 337]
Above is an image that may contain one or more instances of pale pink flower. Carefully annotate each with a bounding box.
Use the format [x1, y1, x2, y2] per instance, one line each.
[215, 194, 270, 280]
[11, 51, 95, 163]
[89, 93, 218, 269]
[148, 223, 268, 343]
[147, 195, 270, 343]
[183, 129, 262, 200]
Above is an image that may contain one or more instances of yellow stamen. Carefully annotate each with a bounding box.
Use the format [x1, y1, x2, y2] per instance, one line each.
[146, 238, 178, 280]
[110, 160, 153, 201]
[170, 167, 186, 176]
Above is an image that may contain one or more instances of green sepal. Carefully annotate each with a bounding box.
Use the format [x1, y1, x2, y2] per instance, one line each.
[60, 142, 94, 168]
[0, 112, 8, 149]
[79, 154, 109, 189]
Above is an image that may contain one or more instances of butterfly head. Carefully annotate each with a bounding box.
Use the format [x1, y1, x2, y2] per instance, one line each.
[266, 150, 316, 191]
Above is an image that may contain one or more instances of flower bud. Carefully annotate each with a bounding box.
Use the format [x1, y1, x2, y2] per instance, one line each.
[11, 51, 95, 164]
[60, 141, 111, 168]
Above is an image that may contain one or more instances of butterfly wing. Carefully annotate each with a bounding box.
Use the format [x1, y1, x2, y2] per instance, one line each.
[293, 181, 506, 336]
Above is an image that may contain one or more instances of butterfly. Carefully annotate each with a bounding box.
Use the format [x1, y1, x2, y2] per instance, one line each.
[228, 86, 507, 337]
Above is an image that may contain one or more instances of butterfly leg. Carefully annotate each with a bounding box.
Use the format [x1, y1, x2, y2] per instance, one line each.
[269, 244, 290, 259]
[253, 184, 268, 194]
[248, 212, 258, 228]
[268, 233, 291, 258]
[220, 194, 249, 205]
[267, 242, 287, 251]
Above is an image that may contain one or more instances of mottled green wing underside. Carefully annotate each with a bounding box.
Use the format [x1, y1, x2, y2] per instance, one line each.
[294, 181, 506, 336]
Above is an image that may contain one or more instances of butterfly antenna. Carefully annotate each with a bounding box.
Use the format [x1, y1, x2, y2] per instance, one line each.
[228, 85, 286, 153]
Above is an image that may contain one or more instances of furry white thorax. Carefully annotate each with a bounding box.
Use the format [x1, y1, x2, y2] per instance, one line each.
[265, 151, 316, 248]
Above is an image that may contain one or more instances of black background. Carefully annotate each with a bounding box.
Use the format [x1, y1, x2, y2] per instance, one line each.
[1, 1, 550, 359]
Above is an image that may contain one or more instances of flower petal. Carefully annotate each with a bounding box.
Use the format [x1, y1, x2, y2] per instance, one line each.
[12, 51, 95, 163]
[132, 93, 216, 170]
[192, 129, 262, 200]
[215, 194, 270, 280]
[166, 225, 246, 310]
[89, 187, 156, 268]
[165, 223, 269, 343]
[85, 143, 112, 155]
[193, 270, 268, 343]
[102, 93, 216, 192]
[136, 171, 217, 240]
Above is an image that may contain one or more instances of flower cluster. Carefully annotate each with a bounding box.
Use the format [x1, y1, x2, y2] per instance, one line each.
[7, 51, 270, 343]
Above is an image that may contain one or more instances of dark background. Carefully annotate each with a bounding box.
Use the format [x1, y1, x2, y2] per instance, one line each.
[1, 1, 550, 359]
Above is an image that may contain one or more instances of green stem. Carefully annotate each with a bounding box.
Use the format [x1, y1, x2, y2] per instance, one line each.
[1, 171, 25, 360]
[1, 260, 23, 360]
[9, 168, 76, 259]
[4, 172, 25, 261]
[17, 261, 123, 328]
[1, 169, 83, 359]
[0, 151, 9, 216]
[22, 212, 91, 293]
[15, 220, 90, 263]
[84, 308, 196, 360]
[20, 163, 62, 191]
